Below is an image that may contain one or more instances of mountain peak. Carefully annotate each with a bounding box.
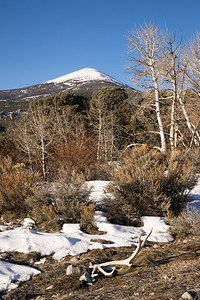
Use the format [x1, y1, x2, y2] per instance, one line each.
[0, 68, 133, 112]
[44, 68, 128, 87]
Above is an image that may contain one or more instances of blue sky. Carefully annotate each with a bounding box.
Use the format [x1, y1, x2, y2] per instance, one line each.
[0, 0, 200, 90]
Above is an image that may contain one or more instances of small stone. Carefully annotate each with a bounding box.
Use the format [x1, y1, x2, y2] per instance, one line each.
[182, 239, 188, 243]
[0, 252, 10, 260]
[34, 258, 46, 265]
[0, 225, 9, 232]
[181, 291, 198, 299]
[66, 264, 82, 276]
[29, 258, 35, 265]
[70, 257, 80, 263]
[46, 285, 54, 290]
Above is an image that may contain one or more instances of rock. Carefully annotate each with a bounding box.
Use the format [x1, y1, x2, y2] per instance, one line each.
[70, 257, 80, 263]
[0, 252, 10, 260]
[34, 258, 46, 265]
[0, 225, 9, 232]
[66, 265, 82, 276]
[46, 285, 54, 290]
[181, 291, 198, 299]
[29, 258, 35, 265]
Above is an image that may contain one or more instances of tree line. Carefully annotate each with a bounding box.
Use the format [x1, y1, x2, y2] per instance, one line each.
[0, 87, 134, 180]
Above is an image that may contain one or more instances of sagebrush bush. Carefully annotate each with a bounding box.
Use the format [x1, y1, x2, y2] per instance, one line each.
[167, 204, 200, 239]
[25, 185, 61, 232]
[159, 150, 197, 214]
[103, 145, 197, 225]
[0, 157, 41, 220]
[53, 167, 92, 223]
[0, 157, 60, 231]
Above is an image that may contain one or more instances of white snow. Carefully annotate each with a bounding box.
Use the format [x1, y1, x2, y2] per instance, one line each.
[0, 260, 40, 291]
[22, 218, 35, 229]
[87, 180, 109, 205]
[0, 180, 200, 292]
[44, 68, 127, 86]
[188, 177, 200, 214]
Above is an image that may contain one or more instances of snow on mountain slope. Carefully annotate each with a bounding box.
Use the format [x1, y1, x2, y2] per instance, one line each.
[45, 68, 127, 86]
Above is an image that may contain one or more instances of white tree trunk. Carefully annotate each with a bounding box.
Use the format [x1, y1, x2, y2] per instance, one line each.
[170, 77, 177, 151]
[178, 95, 200, 146]
[170, 97, 175, 151]
[24, 124, 33, 171]
[151, 64, 166, 152]
[97, 109, 102, 160]
[40, 129, 47, 181]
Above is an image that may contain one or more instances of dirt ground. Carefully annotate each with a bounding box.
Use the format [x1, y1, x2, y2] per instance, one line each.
[1, 236, 200, 300]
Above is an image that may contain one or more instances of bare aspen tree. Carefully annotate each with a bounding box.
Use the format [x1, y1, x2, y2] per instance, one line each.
[89, 92, 104, 160]
[11, 116, 34, 171]
[89, 92, 116, 161]
[186, 31, 200, 94]
[178, 77, 200, 147]
[162, 32, 183, 151]
[181, 32, 200, 146]
[28, 99, 54, 181]
[89, 87, 129, 161]
[128, 23, 166, 151]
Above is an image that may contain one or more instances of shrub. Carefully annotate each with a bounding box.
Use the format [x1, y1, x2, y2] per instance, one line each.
[167, 205, 200, 239]
[0, 157, 60, 231]
[0, 157, 41, 220]
[53, 167, 92, 223]
[51, 132, 97, 179]
[25, 185, 61, 232]
[159, 150, 197, 214]
[103, 145, 197, 226]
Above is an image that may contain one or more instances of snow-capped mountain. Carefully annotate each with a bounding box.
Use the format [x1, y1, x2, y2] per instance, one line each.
[0, 68, 132, 111]
[45, 68, 128, 86]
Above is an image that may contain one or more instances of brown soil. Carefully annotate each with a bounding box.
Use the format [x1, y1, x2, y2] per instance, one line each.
[1, 237, 200, 300]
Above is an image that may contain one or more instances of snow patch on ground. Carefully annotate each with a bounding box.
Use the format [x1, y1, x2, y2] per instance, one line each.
[189, 178, 200, 214]
[0, 260, 40, 291]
